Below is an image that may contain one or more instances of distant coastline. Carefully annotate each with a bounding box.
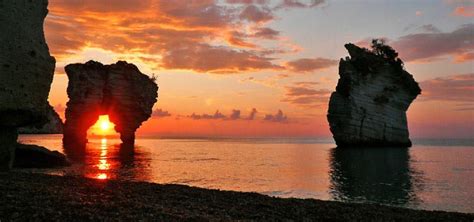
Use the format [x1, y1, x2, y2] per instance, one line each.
[17, 134, 474, 147]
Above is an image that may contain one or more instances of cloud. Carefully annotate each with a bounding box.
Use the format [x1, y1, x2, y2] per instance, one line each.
[294, 81, 319, 86]
[226, 0, 268, 4]
[247, 108, 258, 120]
[161, 44, 282, 73]
[275, 0, 326, 9]
[152, 108, 172, 118]
[285, 58, 338, 72]
[359, 24, 474, 63]
[239, 5, 274, 23]
[391, 24, 474, 62]
[46, 0, 302, 74]
[230, 109, 241, 120]
[227, 31, 258, 48]
[189, 110, 227, 120]
[417, 24, 441, 33]
[281, 82, 331, 107]
[419, 73, 474, 102]
[187, 108, 260, 121]
[453, 103, 474, 111]
[453, 6, 474, 17]
[454, 52, 474, 62]
[252, 27, 280, 39]
[263, 110, 288, 122]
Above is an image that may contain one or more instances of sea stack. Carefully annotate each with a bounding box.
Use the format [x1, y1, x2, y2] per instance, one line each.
[0, 0, 55, 169]
[327, 40, 421, 147]
[63, 61, 158, 147]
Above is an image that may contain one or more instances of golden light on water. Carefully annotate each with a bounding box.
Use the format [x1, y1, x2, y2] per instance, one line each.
[96, 138, 110, 180]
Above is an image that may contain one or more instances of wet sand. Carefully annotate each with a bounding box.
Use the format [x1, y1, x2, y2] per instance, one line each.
[0, 172, 472, 221]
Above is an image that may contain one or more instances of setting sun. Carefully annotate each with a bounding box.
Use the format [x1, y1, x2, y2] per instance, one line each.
[100, 118, 111, 132]
[89, 115, 116, 136]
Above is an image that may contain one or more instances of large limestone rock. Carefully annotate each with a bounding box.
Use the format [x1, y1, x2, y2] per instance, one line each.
[63, 61, 158, 147]
[18, 104, 63, 134]
[327, 41, 421, 147]
[0, 0, 55, 169]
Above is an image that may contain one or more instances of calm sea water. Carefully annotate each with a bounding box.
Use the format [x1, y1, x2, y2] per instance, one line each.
[17, 134, 474, 213]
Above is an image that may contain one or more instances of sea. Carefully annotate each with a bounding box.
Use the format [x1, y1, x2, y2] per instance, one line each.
[17, 134, 474, 213]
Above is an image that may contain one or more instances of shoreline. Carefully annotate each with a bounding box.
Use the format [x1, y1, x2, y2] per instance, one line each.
[1, 172, 473, 221]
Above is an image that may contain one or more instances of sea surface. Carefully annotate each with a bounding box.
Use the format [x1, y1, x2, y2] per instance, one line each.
[18, 134, 474, 213]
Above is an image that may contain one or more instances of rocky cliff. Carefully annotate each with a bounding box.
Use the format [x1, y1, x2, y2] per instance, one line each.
[63, 61, 158, 147]
[18, 104, 63, 134]
[0, 0, 55, 169]
[327, 40, 421, 147]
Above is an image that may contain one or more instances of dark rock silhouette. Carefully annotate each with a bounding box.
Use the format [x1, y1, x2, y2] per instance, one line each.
[18, 104, 63, 134]
[63, 61, 158, 147]
[327, 40, 421, 147]
[0, 0, 55, 170]
[14, 144, 70, 168]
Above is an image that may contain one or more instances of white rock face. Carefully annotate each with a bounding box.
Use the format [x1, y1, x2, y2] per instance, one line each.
[327, 43, 421, 147]
[0, 0, 55, 169]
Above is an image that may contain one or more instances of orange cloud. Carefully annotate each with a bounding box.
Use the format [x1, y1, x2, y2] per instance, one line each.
[45, 0, 301, 74]
[454, 52, 474, 62]
[152, 109, 172, 118]
[453, 6, 474, 17]
[419, 73, 474, 102]
[282, 82, 331, 107]
[160, 44, 282, 73]
[285, 58, 338, 72]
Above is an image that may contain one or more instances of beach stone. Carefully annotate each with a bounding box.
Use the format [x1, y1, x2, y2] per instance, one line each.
[14, 143, 70, 168]
[63, 61, 158, 147]
[18, 104, 63, 134]
[0, 0, 55, 169]
[327, 41, 421, 147]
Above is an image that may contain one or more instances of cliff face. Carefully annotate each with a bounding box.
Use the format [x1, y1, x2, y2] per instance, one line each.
[63, 61, 158, 147]
[0, 0, 55, 169]
[18, 104, 63, 134]
[327, 42, 421, 147]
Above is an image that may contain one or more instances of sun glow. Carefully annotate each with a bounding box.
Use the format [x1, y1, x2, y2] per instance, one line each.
[100, 119, 111, 131]
[89, 115, 117, 136]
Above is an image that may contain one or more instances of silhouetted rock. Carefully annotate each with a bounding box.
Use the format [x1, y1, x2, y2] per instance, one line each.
[18, 104, 63, 134]
[63, 61, 158, 147]
[327, 40, 421, 147]
[14, 144, 70, 168]
[0, 0, 55, 169]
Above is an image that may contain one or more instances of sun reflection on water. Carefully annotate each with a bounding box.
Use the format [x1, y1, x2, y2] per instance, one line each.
[95, 138, 110, 180]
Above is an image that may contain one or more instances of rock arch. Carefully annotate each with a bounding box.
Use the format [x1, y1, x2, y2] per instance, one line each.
[63, 61, 158, 147]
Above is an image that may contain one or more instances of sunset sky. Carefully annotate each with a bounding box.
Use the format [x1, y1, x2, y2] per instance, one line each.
[45, 0, 473, 138]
